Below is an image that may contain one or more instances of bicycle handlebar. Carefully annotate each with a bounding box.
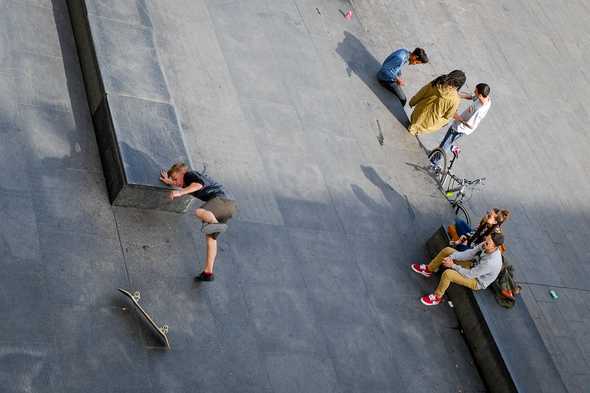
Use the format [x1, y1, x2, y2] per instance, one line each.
[464, 177, 486, 185]
[447, 173, 486, 186]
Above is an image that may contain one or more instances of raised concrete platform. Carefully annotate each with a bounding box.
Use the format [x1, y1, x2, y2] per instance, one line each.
[427, 227, 567, 393]
[3, 0, 589, 391]
[66, 0, 192, 212]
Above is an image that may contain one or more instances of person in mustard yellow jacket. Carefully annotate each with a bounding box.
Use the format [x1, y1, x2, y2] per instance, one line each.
[408, 70, 466, 135]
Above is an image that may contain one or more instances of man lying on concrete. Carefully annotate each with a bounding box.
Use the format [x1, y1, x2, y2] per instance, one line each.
[411, 232, 504, 306]
[377, 47, 429, 106]
[160, 163, 237, 282]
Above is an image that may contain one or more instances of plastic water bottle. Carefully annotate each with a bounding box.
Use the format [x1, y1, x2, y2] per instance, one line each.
[549, 289, 559, 299]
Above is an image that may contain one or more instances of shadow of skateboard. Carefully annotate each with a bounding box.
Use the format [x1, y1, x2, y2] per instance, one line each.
[118, 288, 170, 349]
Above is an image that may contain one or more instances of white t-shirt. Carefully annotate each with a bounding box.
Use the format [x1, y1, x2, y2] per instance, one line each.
[453, 98, 491, 135]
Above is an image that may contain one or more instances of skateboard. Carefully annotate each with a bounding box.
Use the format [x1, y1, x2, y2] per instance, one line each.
[118, 288, 170, 349]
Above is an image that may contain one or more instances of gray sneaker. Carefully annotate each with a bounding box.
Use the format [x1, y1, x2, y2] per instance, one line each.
[202, 223, 227, 235]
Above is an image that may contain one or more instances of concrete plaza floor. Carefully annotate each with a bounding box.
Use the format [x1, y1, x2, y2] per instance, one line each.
[1, 0, 589, 392]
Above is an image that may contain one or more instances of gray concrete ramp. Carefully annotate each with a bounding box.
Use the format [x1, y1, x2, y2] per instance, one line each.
[1, 0, 589, 392]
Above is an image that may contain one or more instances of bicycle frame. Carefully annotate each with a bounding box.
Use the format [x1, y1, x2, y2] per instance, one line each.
[427, 144, 485, 226]
[444, 172, 485, 204]
[443, 174, 467, 203]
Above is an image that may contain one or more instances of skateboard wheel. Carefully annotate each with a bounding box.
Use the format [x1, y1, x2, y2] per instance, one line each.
[161, 325, 169, 334]
[133, 291, 141, 301]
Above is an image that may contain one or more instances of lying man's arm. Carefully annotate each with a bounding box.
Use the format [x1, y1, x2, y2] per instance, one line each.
[170, 182, 203, 200]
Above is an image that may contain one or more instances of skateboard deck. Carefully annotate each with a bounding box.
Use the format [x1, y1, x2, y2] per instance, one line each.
[118, 288, 170, 349]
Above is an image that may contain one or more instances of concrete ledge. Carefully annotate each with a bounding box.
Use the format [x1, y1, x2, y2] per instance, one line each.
[426, 226, 567, 393]
[66, 0, 192, 212]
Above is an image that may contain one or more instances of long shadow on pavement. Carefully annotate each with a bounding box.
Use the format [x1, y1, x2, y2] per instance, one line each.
[336, 31, 410, 129]
[354, 165, 418, 241]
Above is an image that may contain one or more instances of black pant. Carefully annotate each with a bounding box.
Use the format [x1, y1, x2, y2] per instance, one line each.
[378, 79, 407, 106]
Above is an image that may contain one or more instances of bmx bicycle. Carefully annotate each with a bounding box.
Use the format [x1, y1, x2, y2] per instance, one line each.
[427, 144, 485, 227]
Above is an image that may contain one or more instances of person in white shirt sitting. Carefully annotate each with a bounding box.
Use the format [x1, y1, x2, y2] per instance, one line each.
[432, 83, 492, 163]
[410, 232, 504, 306]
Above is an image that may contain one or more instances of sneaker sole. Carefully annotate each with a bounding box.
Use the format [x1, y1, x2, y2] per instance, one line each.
[420, 297, 441, 306]
[203, 223, 227, 235]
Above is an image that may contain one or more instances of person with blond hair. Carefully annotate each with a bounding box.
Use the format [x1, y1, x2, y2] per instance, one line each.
[160, 163, 237, 281]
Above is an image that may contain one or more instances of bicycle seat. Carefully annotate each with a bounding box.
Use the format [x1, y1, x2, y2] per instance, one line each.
[450, 145, 461, 157]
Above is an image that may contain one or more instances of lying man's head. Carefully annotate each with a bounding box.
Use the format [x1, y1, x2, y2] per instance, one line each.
[483, 232, 505, 253]
[167, 162, 189, 187]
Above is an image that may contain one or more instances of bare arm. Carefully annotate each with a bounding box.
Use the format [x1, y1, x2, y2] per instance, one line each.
[452, 112, 473, 129]
[459, 92, 474, 100]
[170, 182, 203, 200]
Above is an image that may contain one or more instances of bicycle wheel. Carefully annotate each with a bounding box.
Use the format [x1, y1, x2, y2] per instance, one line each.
[454, 203, 471, 227]
[427, 148, 447, 184]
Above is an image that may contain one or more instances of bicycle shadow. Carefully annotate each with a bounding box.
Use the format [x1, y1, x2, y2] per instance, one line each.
[404, 161, 441, 185]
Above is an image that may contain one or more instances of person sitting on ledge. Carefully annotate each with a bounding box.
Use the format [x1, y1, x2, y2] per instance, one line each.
[160, 162, 237, 282]
[410, 232, 504, 306]
[452, 208, 511, 251]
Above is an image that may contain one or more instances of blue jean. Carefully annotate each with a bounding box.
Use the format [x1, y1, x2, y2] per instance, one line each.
[454, 218, 472, 251]
[455, 218, 472, 236]
[439, 127, 464, 156]
[430, 127, 464, 165]
[378, 79, 407, 106]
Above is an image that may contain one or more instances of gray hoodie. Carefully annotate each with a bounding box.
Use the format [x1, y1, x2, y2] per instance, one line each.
[450, 244, 502, 290]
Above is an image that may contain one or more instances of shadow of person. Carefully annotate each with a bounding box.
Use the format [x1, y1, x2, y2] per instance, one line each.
[350, 165, 416, 238]
[360, 165, 414, 220]
[336, 31, 410, 128]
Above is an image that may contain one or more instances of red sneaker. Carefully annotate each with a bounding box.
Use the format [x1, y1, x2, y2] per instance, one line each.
[411, 263, 432, 278]
[420, 294, 442, 306]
